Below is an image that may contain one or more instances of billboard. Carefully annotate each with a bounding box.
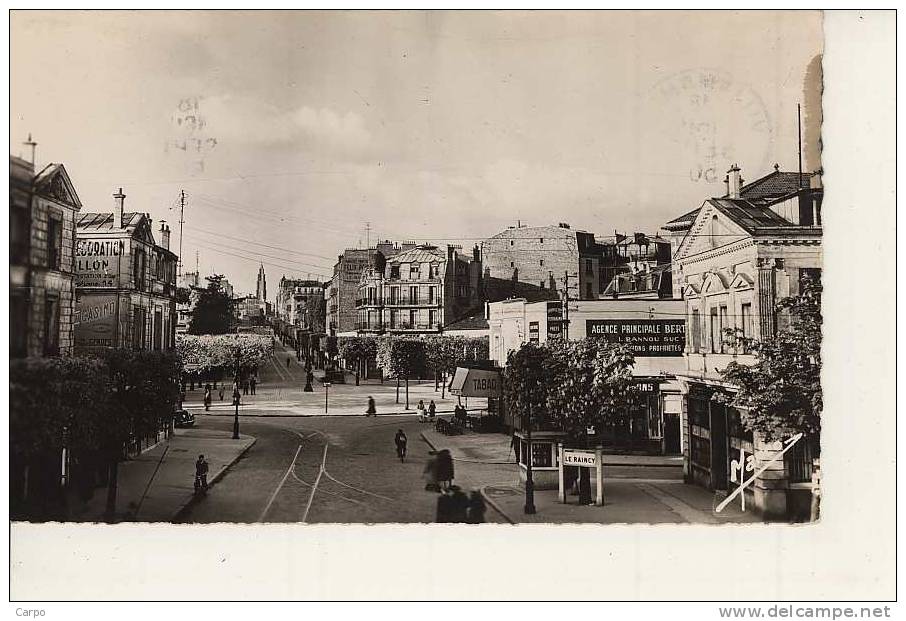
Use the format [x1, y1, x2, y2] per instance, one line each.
[75, 238, 124, 288]
[74, 295, 118, 347]
[586, 319, 685, 356]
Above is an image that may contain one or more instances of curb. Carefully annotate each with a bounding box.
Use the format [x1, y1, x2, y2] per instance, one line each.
[170, 436, 257, 522]
[479, 485, 516, 525]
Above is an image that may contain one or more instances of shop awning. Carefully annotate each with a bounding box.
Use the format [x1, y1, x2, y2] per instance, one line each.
[449, 367, 502, 397]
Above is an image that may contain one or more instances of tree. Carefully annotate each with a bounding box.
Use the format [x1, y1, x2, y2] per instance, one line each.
[377, 337, 426, 409]
[176, 334, 274, 381]
[188, 274, 233, 335]
[721, 277, 822, 445]
[338, 336, 378, 381]
[546, 339, 635, 504]
[503, 342, 554, 514]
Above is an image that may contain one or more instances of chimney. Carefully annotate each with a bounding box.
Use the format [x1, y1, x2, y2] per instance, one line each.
[113, 188, 126, 229]
[447, 244, 455, 262]
[159, 222, 171, 250]
[727, 165, 742, 198]
[472, 244, 480, 263]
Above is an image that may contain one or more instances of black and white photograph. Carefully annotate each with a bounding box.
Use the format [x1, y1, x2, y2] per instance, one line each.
[6, 8, 896, 607]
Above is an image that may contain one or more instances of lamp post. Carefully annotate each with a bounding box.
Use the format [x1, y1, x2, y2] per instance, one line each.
[324, 381, 331, 414]
[524, 403, 536, 514]
[232, 349, 241, 440]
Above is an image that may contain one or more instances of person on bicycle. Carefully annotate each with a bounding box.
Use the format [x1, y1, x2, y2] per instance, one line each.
[394, 429, 408, 461]
[195, 454, 209, 492]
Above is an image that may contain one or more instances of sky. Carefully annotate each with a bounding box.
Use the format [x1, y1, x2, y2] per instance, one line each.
[10, 10, 823, 298]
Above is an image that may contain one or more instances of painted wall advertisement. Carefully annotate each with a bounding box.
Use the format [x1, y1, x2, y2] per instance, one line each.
[74, 295, 117, 347]
[586, 319, 685, 356]
[75, 238, 124, 288]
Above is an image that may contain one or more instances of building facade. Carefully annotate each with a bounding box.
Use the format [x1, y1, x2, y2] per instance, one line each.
[668, 164, 823, 519]
[356, 244, 483, 335]
[276, 277, 325, 333]
[481, 223, 607, 301]
[488, 297, 687, 455]
[73, 189, 178, 352]
[10, 156, 83, 358]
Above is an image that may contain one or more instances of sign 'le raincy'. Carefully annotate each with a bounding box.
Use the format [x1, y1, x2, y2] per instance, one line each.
[586, 319, 686, 356]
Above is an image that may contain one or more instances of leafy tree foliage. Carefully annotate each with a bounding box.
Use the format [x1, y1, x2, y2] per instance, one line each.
[10, 350, 182, 521]
[188, 274, 233, 335]
[721, 278, 823, 444]
[503, 342, 552, 431]
[176, 334, 274, 379]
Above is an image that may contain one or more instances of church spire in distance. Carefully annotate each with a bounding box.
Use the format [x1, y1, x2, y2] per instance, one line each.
[256, 263, 267, 302]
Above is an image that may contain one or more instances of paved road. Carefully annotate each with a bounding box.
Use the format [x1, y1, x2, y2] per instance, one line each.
[177, 413, 509, 524]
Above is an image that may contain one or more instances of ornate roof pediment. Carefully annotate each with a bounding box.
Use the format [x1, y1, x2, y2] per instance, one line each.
[34, 163, 82, 209]
[682, 282, 702, 297]
[702, 270, 730, 294]
[730, 272, 755, 289]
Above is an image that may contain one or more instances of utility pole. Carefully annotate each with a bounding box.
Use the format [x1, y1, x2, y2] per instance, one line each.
[365, 222, 371, 248]
[562, 271, 577, 341]
[797, 103, 804, 189]
[177, 190, 186, 278]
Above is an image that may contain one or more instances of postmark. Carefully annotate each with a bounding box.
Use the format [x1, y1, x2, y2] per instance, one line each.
[165, 96, 218, 174]
[648, 68, 774, 187]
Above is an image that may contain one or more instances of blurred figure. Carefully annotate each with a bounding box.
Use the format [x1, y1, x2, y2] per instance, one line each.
[203, 385, 212, 412]
[436, 487, 454, 522]
[366, 396, 376, 417]
[435, 449, 454, 490]
[416, 399, 427, 422]
[467, 490, 486, 524]
[423, 453, 440, 492]
[428, 400, 436, 419]
[449, 486, 469, 522]
[394, 429, 408, 462]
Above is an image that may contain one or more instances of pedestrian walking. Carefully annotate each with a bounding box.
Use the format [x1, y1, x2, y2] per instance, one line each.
[449, 486, 469, 522]
[287, 356, 291, 368]
[366, 396, 376, 417]
[242, 378, 249, 396]
[250, 376, 257, 395]
[435, 449, 454, 490]
[219, 385, 225, 401]
[416, 399, 427, 422]
[467, 490, 486, 524]
[203, 385, 212, 412]
[428, 400, 436, 419]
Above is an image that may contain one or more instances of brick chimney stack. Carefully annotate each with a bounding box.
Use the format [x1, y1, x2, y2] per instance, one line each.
[727, 165, 742, 198]
[159, 221, 171, 250]
[113, 188, 126, 229]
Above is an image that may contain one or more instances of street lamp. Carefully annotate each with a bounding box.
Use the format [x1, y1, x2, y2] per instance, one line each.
[232, 349, 241, 440]
[323, 381, 331, 414]
[524, 403, 536, 514]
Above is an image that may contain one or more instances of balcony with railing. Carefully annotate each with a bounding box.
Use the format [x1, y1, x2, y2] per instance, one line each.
[387, 322, 443, 332]
[355, 321, 385, 332]
[355, 295, 441, 308]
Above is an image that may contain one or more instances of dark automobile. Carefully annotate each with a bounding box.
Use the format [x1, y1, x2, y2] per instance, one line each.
[174, 409, 195, 428]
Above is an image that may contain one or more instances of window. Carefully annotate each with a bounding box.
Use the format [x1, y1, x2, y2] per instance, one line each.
[47, 213, 63, 270]
[510, 240, 514, 246]
[740, 303, 753, 353]
[719, 306, 729, 353]
[710, 307, 721, 353]
[390, 265, 400, 279]
[409, 286, 419, 305]
[427, 286, 435, 304]
[510, 261, 514, 268]
[43, 294, 60, 356]
[389, 287, 397, 305]
[153, 308, 163, 350]
[389, 309, 397, 328]
[585, 259, 592, 273]
[10, 205, 29, 265]
[540, 238, 544, 244]
[10, 292, 28, 357]
[429, 309, 437, 327]
[539, 259, 544, 266]
[409, 309, 417, 327]
[132, 305, 146, 350]
[133, 249, 146, 291]
[691, 309, 701, 352]
[586, 282, 593, 299]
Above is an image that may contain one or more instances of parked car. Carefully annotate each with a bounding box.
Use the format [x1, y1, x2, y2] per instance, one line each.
[174, 409, 195, 428]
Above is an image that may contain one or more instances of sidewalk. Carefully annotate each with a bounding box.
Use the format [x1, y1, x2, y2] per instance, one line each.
[68, 427, 256, 523]
[420, 428, 684, 468]
[419, 428, 761, 524]
[481, 481, 764, 524]
[184, 383, 488, 417]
